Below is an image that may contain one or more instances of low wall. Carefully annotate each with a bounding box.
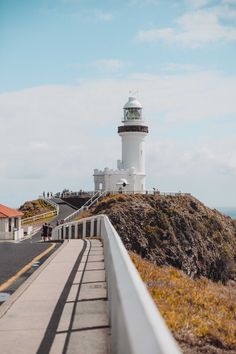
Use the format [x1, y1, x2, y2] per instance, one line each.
[22, 225, 33, 236]
[0, 231, 13, 240]
[0, 229, 24, 241]
[52, 216, 182, 354]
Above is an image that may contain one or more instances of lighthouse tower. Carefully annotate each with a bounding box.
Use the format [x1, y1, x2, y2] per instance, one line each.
[118, 96, 149, 191]
[93, 95, 149, 193]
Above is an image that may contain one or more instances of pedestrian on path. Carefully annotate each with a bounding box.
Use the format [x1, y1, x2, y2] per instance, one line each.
[41, 223, 48, 242]
[48, 224, 53, 241]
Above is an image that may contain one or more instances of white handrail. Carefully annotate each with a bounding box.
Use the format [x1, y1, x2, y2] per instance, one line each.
[63, 190, 107, 222]
[52, 215, 182, 354]
[81, 190, 100, 208]
[44, 198, 59, 214]
[103, 216, 181, 354]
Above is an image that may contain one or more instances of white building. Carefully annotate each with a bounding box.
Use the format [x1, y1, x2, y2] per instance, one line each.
[94, 96, 149, 193]
[0, 204, 24, 240]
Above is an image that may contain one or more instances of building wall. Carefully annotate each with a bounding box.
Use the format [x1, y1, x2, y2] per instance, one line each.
[0, 219, 8, 233]
[0, 218, 14, 240]
[0, 217, 23, 240]
[94, 168, 146, 193]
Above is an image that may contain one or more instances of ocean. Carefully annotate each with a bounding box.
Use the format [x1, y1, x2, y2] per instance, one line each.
[216, 207, 236, 219]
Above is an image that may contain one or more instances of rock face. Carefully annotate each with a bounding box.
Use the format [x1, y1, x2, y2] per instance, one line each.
[90, 194, 236, 282]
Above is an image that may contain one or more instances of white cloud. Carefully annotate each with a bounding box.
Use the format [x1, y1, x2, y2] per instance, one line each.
[214, 3, 236, 19]
[93, 59, 125, 71]
[136, 4, 236, 47]
[222, 0, 236, 4]
[161, 62, 201, 72]
[1, 70, 236, 206]
[149, 139, 236, 179]
[137, 28, 174, 43]
[147, 136, 236, 206]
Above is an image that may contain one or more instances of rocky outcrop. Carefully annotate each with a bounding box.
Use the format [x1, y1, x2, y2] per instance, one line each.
[89, 194, 236, 282]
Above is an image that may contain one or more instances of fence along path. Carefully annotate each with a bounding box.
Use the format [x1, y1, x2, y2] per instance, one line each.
[21, 198, 59, 225]
[52, 215, 182, 354]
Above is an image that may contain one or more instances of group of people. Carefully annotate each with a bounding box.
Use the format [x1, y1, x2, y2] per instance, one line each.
[42, 191, 53, 199]
[41, 223, 53, 242]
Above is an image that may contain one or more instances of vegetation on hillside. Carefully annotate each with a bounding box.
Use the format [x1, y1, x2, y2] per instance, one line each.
[81, 193, 236, 352]
[76, 210, 91, 220]
[19, 199, 55, 218]
[130, 252, 236, 354]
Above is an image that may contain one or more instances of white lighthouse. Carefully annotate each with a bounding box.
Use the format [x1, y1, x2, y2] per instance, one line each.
[93, 95, 149, 193]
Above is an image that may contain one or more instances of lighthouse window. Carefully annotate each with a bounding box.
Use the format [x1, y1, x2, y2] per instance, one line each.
[125, 108, 141, 120]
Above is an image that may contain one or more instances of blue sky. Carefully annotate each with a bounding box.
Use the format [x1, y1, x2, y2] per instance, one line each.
[1, 0, 236, 91]
[0, 0, 236, 207]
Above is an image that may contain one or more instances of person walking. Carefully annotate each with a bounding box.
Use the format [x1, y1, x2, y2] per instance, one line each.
[41, 223, 48, 242]
[48, 224, 53, 241]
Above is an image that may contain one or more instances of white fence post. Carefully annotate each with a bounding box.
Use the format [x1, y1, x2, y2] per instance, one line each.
[90, 219, 94, 237]
[82, 220, 86, 238]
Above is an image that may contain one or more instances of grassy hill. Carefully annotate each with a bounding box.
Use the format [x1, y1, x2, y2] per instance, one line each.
[19, 199, 55, 218]
[130, 252, 236, 354]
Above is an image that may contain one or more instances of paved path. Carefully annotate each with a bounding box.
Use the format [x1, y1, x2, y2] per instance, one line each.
[0, 243, 54, 285]
[0, 199, 77, 289]
[0, 239, 111, 354]
[23, 198, 77, 243]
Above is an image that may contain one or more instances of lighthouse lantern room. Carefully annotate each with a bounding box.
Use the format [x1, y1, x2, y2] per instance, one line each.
[93, 96, 149, 193]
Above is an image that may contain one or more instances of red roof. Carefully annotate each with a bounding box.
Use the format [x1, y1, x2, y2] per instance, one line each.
[0, 204, 24, 218]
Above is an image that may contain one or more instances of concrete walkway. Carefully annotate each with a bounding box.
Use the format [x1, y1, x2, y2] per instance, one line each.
[0, 239, 111, 354]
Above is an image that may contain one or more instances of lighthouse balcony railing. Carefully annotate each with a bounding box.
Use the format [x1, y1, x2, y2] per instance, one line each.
[52, 215, 181, 354]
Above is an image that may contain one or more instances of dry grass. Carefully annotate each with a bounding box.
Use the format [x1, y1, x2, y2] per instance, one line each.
[130, 252, 236, 350]
[97, 193, 129, 205]
[21, 199, 55, 218]
[75, 210, 92, 220]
